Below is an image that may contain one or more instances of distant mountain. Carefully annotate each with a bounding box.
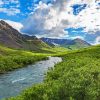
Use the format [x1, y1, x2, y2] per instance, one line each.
[0, 20, 51, 52]
[0, 20, 91, 52]
[41, 38, 73, 46]
[68, 38, 91, 49]
[41, 37, 91, 49]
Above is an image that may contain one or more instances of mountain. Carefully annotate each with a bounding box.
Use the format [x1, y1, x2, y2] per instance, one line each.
[0, 20, 91, 51]
[67, 38, 91, 49]
[0, 20, 51, 52]
[41, 37, 91, 49]
[41, 38, 73, 46]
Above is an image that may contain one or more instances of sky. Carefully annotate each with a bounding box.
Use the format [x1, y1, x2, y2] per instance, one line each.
[0, 0, 100, 44]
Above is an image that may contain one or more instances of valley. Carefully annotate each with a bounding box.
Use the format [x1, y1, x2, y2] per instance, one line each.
[0, 57, 62, 99]
[0, 0, 100, 100]
[0, 20, 99, 100]
[8, 45, 100, 100]
[0, 20, 68, 73]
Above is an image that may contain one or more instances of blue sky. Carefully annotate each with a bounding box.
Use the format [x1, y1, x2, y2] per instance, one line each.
[0, 0, 36, 21]
[0, 0, 54, 21]
[0, 0, 100, 44]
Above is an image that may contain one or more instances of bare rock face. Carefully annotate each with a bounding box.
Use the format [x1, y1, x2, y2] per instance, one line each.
[0, 20, 24, 48]
[0, 20, 50, 51]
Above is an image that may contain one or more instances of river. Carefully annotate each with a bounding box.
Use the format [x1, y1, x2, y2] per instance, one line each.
[0, 57, 62, 99]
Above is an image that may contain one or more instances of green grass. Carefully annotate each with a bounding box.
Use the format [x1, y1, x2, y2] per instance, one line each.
[42, 46, 69, 54]
[0, 45, 69, 73]
[8, 45, 100, 100]
[0, 45, 48, 73]
[64, 43, 90, 50]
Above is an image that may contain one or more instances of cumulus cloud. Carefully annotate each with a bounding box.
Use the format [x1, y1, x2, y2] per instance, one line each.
[22, 0, 100, 39]
[0, 19, 23, 31]
[21, 0, 70, 37]
[71, 0, 100, 33]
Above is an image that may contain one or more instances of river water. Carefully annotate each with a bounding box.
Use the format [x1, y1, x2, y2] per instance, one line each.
[0, 57, 62, 99]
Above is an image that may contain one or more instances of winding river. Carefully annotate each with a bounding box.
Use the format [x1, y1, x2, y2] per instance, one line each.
[0, 57, 62, 99]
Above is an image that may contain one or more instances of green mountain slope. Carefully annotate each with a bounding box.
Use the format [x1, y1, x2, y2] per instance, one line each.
[0, 44, 69, 73]
[0, 45, 48, 73]
[65, 38, 91, 49]
[9, 45, 100, 100]
[41, 38, 91, 50]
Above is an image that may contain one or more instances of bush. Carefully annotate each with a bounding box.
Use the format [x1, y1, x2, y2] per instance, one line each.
[8, 45, 100, 100]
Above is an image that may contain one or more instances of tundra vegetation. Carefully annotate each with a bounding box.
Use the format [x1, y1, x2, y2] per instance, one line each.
[7, 45, 100, 100]
[0, 45, 68, 73]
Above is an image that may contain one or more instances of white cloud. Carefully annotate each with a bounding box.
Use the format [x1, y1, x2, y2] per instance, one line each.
[22, 0, 70, 37]
[71, 0, 100, 33]
[3, 0, 19, 5]
[0, 0, 20, 16]
[95, 36, 100, 44]
[5, 20, 23, 31]
[0, 8, 20, 16]
[0, 1, 4, 6]
[70, 36, 84, 40]
[0, 19, 23, 31]
[21, 0, 100, 44]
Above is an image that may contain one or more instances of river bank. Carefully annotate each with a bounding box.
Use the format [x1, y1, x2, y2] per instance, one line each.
[0, 54, 47, 74]
[0, 57, 62, 99]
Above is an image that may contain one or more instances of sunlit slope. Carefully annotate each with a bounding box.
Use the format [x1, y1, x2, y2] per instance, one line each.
[0, 44, 69, 73]
[9, 45, 100, 100]
[41, 38, 91, 50]
[0, 45, 47, 73]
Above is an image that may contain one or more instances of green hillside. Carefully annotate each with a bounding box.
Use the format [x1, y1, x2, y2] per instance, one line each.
[0, 45, 69, 74]
[41, 38, 91, 50]
[0, 45, 47, 73]
[64, 43, 90, 50]
[8, 45, 100, 100]
[64, 38, 91, 50]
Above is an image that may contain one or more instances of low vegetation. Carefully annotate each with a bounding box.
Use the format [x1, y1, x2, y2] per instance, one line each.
[8, 45, 100, 100]
[0, 45, 47, 73]
[0, 45, 69, 73]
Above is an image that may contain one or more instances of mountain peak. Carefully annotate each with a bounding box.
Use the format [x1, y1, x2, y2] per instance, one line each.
[0, 21, 50, 51]
[74, 38, 83, 41]
[0, 20, 6, 24]
[0, 20, 12, 30]
[73, 38, 91, 46]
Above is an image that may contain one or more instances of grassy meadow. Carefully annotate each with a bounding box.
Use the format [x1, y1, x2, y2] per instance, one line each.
[7, 45, 100, 100]
[0, 45, 69, 73]
[0, 45, 46, 73]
